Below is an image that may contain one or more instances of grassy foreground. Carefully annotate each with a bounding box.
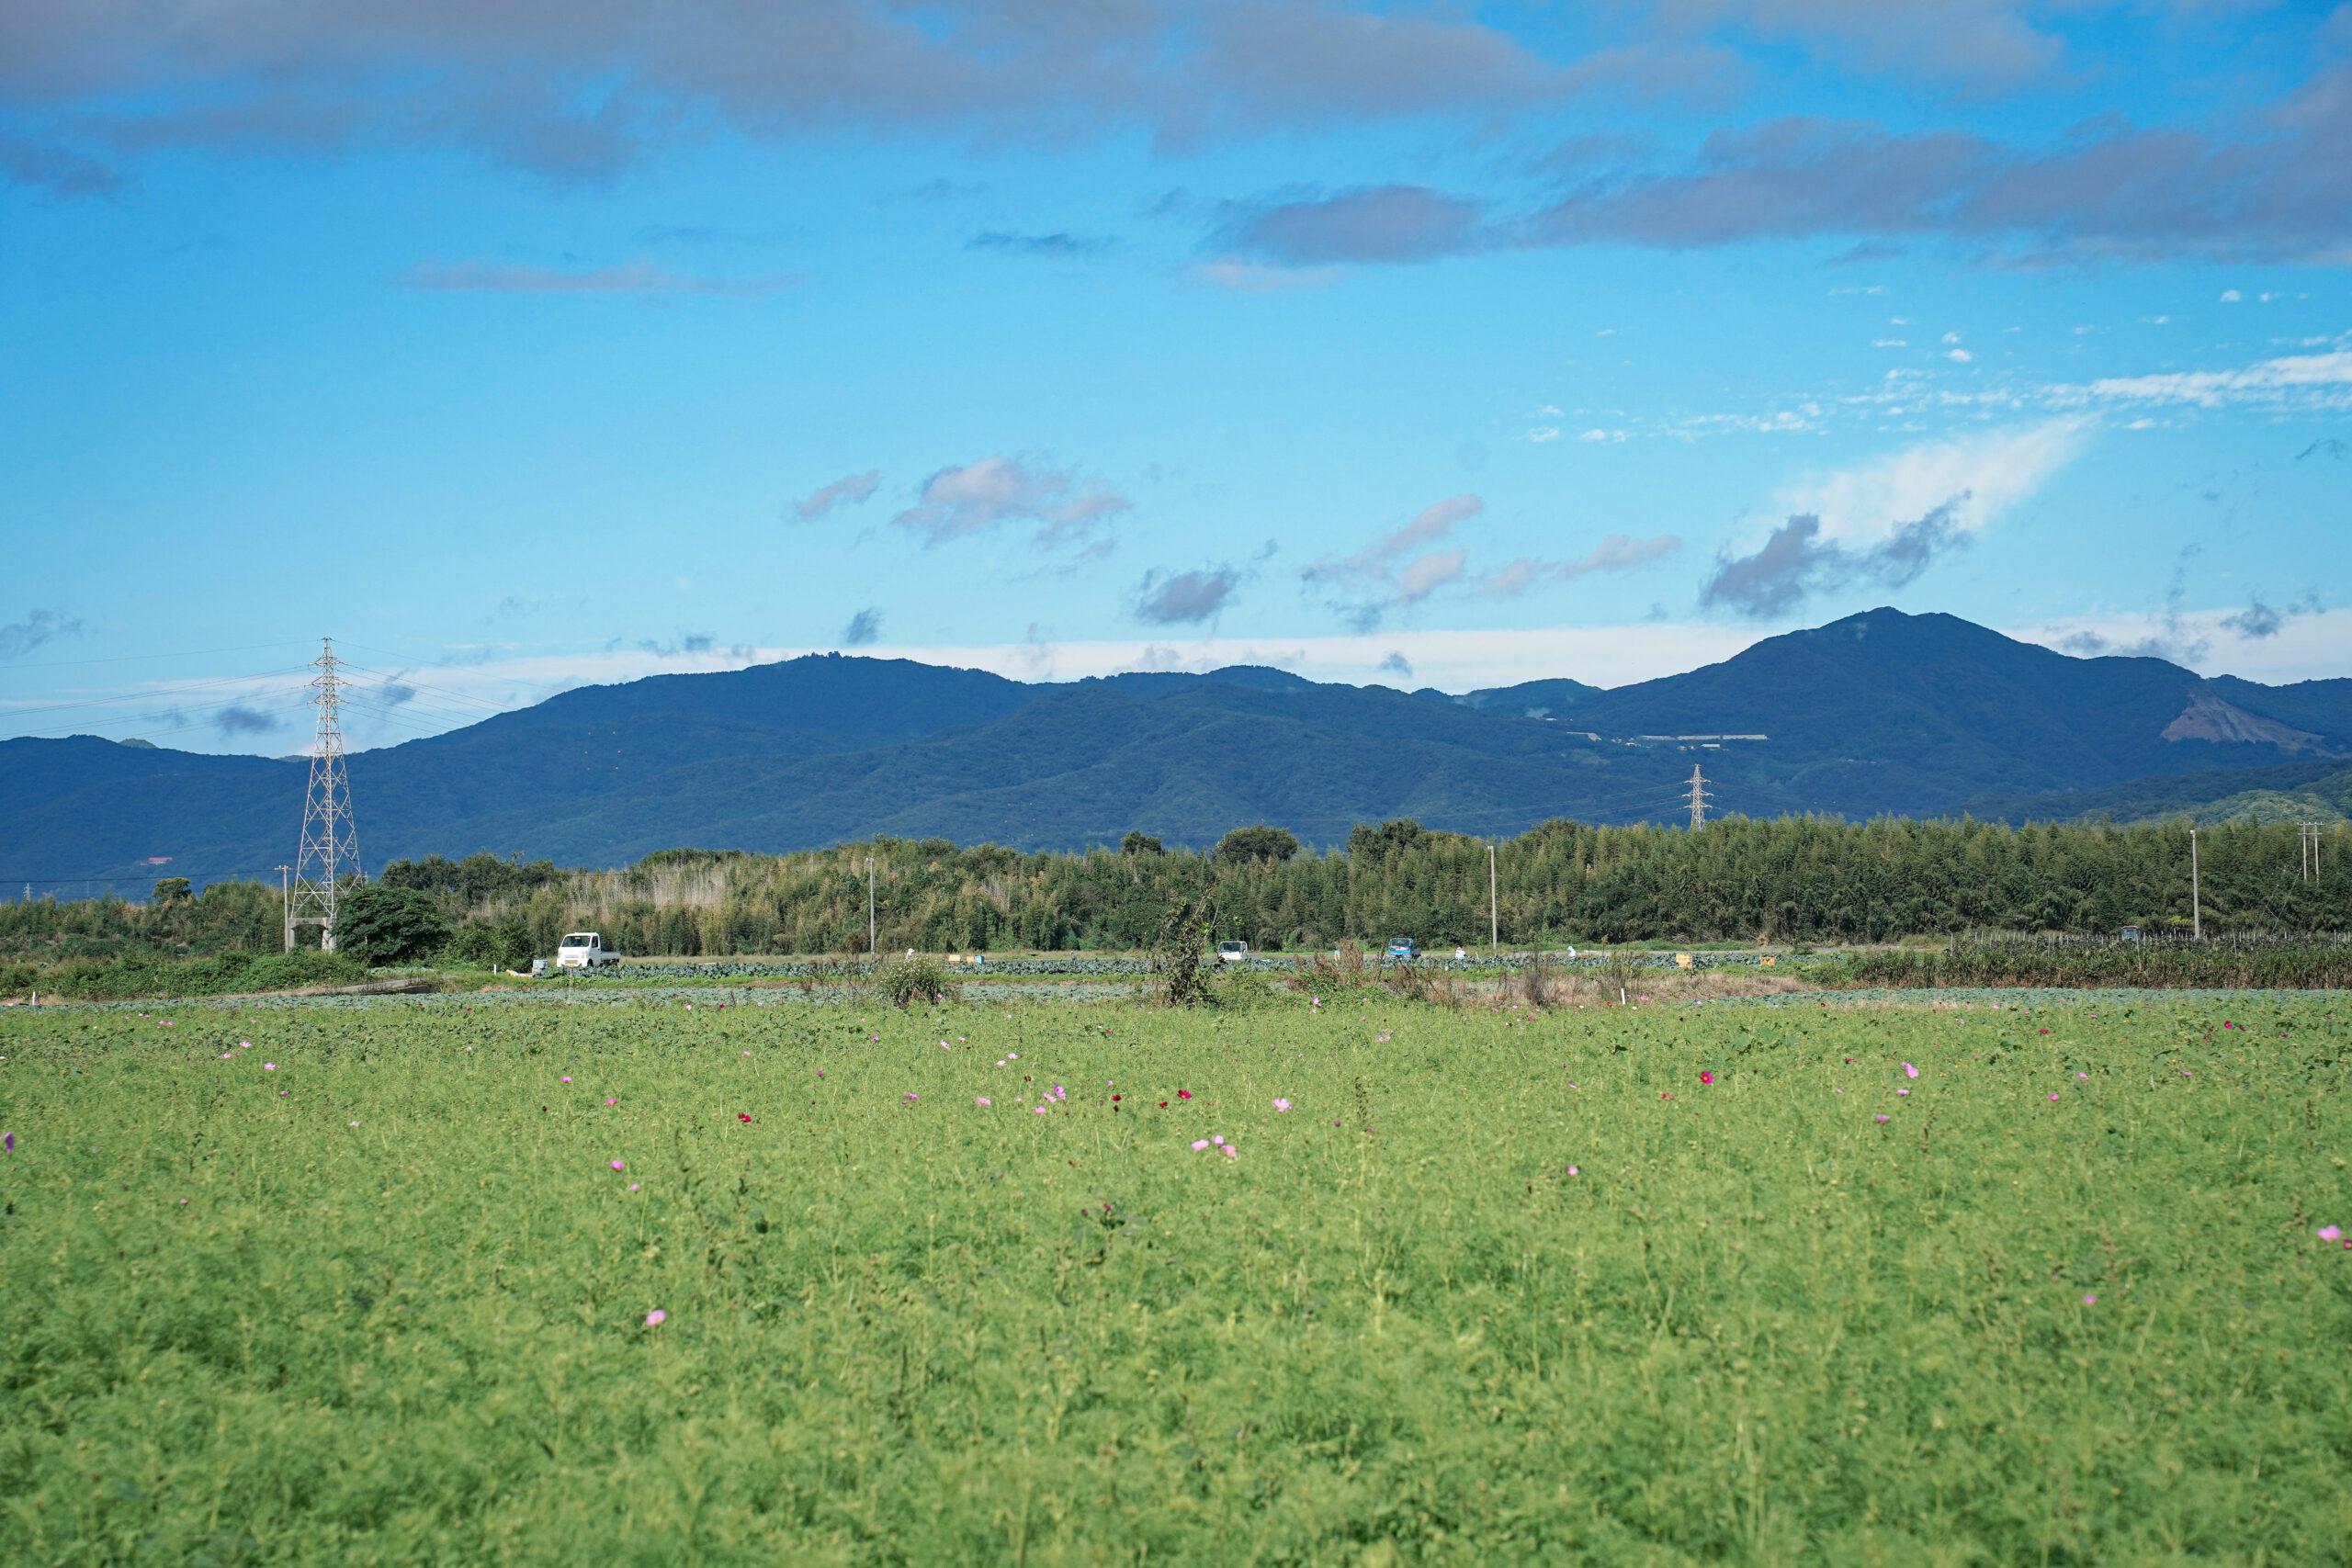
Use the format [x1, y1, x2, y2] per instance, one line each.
[2, 995, 2348, 1565]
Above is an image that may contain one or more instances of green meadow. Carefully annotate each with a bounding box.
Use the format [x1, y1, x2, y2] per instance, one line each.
[2, 993, 2347, 1566]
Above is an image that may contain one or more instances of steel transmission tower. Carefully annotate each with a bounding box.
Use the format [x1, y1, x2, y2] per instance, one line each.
[285, 638, 361, 952]
[1685, 764, 1712, 830]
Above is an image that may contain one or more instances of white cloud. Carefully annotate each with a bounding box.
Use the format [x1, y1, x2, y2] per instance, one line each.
[895, 456, 1129, 547]
[1527, 426, 1561, 443]
[1947, 348, 1973, 362]
[2065, 349, 2352, 411]
[1395, 547, 1467, 604]
[1772, 419, 2087, 548]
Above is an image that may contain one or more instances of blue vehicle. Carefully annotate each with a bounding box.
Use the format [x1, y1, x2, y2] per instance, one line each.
[1385, 937, 1419, 961]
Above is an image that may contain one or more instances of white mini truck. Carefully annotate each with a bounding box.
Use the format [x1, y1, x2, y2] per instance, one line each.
[555, 931, 622, 969]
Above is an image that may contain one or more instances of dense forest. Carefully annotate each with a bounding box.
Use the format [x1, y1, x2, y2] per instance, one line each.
[6, 815, 2345, 964]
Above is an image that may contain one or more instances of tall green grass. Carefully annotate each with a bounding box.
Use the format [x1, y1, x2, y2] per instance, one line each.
[2, 995, 2347, 1563]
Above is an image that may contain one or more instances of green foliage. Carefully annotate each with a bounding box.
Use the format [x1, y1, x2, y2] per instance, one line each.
[378, 852, 560, 905]
[1214, 824, 1300, 864]
[1119, 830, 1163, 856]
[2, 997, 2347, 1563]
[150, 876, 192, 904]
[333, 886, 451, 964]
[0, 879, 285, 964]
[1153, 890, 1216, 1006]
[0, 947, 366, 1000]
[442, 917, 537, 970]
[876, 953, 948, 1007]
[1829, 935, 2352, 989]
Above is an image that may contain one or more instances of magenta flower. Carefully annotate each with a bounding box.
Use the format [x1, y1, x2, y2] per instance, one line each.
[1177, 1089, 1191, 1100]
[1272, 1098, 1292, 1111]
[611, 1160, 626, 1170]
[1566, 1165, 1579, 1177]
[2076, 1072, 2088, 1079]
[1874, 1114, 1890, 1123]
[560, 1077, 571, 1083]
[1223, 1145, 1238, 1158]
[2082, 1294, 2096, 1305]
[645, 1309, 666, 1327]
[628, 1183, 639, 1191]
[1699, 1071, 1714, 1086]
[263, 1063, 277, 1071]
[1903, 1063, 1918, 1078]
[1033, 1106, 1050, 1115]
[606, 1098, 616, 1105]
[1192, 1139, 1210, 1151]
[977, 1096, 991, 1107]
[2319, 1225, 2343, 1243]
[2050, 1093, 2060, 1100]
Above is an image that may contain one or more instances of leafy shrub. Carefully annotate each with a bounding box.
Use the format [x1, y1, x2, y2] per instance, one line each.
[334, 886, 451, 964]
[1155, 892, 1216, 1007]
[877, 955, 948, 1007]
[443, 918, 537, 970]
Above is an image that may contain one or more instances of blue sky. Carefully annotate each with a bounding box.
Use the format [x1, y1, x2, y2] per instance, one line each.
[4, 0, 2349, 753]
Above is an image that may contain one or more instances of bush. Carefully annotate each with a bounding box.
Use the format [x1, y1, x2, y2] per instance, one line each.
[1156, 892, 1216, 1007]
[877, 955, 949, 1007]
[334, 886, 451, 964]
[443, 918, 537, 970]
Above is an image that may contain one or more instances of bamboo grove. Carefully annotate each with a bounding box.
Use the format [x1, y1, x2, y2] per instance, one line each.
[10, 815, 2343, 964]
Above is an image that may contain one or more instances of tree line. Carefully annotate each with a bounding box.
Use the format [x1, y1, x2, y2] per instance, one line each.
[5, 816, 2345, 964]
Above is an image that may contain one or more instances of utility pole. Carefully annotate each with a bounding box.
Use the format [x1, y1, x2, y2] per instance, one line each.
[287, 638, 360, 953]
[1487, 840, 1498, 958]
[1686, 764, 1711, 830]
[2189, 825, 2201, 942]
[276, 864, 292, 952]
[866, 853, 876, 956]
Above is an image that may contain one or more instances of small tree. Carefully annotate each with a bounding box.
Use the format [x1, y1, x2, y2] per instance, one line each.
[1214, 825, 1299, 865]
[150, 877, 193, 905]
[1155, 890, 1216, 1007]
[1120, 830, 1164, 856]
[334, 886, 451, 964]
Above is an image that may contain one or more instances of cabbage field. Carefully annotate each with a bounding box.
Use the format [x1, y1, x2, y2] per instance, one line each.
[2, 992, 2348, 1565]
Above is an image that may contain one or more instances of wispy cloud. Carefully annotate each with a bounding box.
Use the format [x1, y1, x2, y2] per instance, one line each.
[1701, 502, 1968, 618]
[1301, 495, 1482, 628]
[794, 470, 881, 521]
[842, 608, 883, 646]
[1478, 534, 1681, 597]
[967, 231, 1113, 256]
[896, 457, 1130, 547]
[1775, 421, 2086, 549]
[399, 260, 800, 295]
[214, 704, 281, 738]
[1133, 567, 1240, 626]
[0, 609, 87, 660]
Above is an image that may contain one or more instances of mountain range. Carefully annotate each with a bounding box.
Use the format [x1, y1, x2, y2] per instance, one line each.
[5, 608, 2346, 893]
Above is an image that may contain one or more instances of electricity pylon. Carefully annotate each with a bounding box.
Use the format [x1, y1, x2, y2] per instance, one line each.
[1686, 764, 1712, 830]
[285, 638, 361, 952]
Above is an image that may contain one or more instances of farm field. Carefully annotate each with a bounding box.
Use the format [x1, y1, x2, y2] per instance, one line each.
[3, 995, 2348, 1565]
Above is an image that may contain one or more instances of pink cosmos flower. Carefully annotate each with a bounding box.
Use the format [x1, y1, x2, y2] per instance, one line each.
[1192, 1139, 1210, 1151]
[1699, 1071, 1715, 1086]
[1875, 1114, 1890, 1123]
[560, 1077, 571, 1083]
[1903, 1063, 1918, 1078]
[1566, 1166, 1578, 1176]
[2318, 1226, 2342, 1242]
[2076, 1072, 2088, 1079]
[645, 1309, 666, 1327]
[1223, 1145, 1238, 1158]
[977, 1097, 991, 1107]
[1177, 1089, 1191, 1100]
[1272, 1098, 1292, 1111]
[2050, 1093, 2061, 1100]
[1897, 1088, 1911, 1096]
[611, 1160, 626, 1170]
[263, 1063, 277, 1071]
[2082, 1294, 2096, 1305]
[606, 1098, 616, 1105]
[1033, 1106, 1050, 1115]
[628, 1183, 639, 1191]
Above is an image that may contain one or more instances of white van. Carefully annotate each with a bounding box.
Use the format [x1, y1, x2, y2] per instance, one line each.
[1216, 940, 1249, 963]
[556, 932, 621, 969]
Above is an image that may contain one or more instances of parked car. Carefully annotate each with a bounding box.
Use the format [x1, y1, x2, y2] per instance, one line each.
[556, 931, 622, 969]
[1216, 940, 1250, 963]
[1385, 937, 1419, 960]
